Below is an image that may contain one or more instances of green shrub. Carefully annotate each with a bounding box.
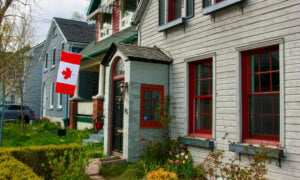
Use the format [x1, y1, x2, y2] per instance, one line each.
[0, 143, 81, 178]
[99, 163, 145, 180]
[46, 149, 88, 180]
[0, 154, 42, 180]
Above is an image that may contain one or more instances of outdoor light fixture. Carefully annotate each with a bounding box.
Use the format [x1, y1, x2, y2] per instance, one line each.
[119, 81, 128, 100]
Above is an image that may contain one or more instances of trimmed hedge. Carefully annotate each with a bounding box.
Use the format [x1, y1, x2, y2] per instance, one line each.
[0, 154, 42, 180]
[0, 143, 82, 178]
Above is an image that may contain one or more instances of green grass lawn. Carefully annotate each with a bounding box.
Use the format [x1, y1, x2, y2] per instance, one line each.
[99, 163, 145, 180]
[2, 120, 92, 147]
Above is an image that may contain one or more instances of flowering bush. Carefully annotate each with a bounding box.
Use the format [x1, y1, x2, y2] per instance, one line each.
[146, 168, 178, 180]
[164, 150, 194, 179]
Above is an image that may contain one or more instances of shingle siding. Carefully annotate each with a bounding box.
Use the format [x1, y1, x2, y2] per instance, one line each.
[140, 0, 300, 179]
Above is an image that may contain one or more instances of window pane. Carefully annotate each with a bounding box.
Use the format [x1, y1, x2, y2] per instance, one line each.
[114, 60, 124, 76]
[152, 91, 160, 100]
[196, 64, 201, 79]
[260, 52, 270, 72]
[261, 73, 270, 92]
[274, 94, 279, 114]
[250, 54, 259, 73]
[196, 81, 201, 96]
[196, 98, 203, 114]
[271, 51, 279, 70]
[196, 114, 202, 130]
[274, 116, 279, 135]
[262, 116, 273, 135]
[203, 115, 211, 130]
[250, 95, 261, 115]
[143, 111, 151, 121]
[272, 72, 279, 91]
[203, 80, 209, 95]
[203, 98, 211, 113]
[261, 95, 273, 114]
[186, 0, 194, 17]
[203, 63, 210, 79]
[143, 101, 151, 111]
[159, 0, 165, 25]
[144, 91, 151, 100]
[250, 115, 261, 135]
[250, 74, 259, 93]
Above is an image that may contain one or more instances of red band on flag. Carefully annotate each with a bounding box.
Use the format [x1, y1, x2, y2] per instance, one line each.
[55, 82, 76, 96]
[60, 50, 82, 65]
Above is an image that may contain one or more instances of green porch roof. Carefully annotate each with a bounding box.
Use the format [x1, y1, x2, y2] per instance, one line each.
[81, 26, 137, 61]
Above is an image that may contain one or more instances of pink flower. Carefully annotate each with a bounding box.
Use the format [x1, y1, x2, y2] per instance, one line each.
[169, 160, 173, 163]
[169, 151, 172, 155]
[181, 152, 185, 157]
[175, 160, 179, 164]
[185, 155, 189, 160]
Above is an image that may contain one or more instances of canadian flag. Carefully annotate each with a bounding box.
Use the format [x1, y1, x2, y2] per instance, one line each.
[55, 50, 82, 95]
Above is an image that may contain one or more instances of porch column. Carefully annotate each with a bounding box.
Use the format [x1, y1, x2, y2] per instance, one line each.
[69, 77, 82, 129]
[92, 64, 105, 127]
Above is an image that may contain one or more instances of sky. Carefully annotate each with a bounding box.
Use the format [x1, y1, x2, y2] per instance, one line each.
[31, 0, 90, 45]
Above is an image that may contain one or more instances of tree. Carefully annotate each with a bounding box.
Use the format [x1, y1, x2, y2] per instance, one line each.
[0, 0, 36, 144]
[71, 11, 85, 21]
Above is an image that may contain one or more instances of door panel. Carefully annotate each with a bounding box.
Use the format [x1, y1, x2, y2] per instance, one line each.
[112, 80, 124, 152]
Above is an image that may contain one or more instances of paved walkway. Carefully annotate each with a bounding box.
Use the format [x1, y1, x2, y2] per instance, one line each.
[85, 158, 105, 180]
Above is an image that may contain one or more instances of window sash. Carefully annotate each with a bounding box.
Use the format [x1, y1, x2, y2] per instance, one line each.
[45, 53, 48, 68]
[52, 48, 56, 66]
[140, 84, 164, 128]
[242, 46, 280, 141]
[189, 59, 213, 135]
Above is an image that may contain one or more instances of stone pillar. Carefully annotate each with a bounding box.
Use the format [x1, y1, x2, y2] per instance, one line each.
[92, 65, 105, 127]
[69, 77, 82, 129]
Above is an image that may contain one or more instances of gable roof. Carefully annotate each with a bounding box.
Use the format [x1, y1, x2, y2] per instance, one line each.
[80, 26, 137, 61]
[102, 43, 173, 65]
[54, 17, 95, 44]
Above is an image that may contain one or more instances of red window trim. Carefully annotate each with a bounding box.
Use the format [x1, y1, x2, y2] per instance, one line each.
[140, 84, 164, 128]
[241, 45, 279, 144]
[215, 0, 223, 3]
[189, 59, 213, 138]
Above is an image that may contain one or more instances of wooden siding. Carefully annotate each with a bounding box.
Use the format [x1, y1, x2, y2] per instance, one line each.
[112, 0, 120, 34]
[140, 0, 300, 179]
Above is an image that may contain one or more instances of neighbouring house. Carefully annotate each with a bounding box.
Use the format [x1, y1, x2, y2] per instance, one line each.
[23, 41, 45, 119]
[39, 17, 95, 127]
[99, 0, 300, 179]
[68, 0, 138, 131]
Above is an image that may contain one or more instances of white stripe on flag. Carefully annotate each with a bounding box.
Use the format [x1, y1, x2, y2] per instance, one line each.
[56, 61, 80, 86]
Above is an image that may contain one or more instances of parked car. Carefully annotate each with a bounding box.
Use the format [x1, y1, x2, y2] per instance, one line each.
[0, 104, 35, 123]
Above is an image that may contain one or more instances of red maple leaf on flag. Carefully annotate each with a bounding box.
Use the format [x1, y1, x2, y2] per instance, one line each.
[62, 67, 72, 79]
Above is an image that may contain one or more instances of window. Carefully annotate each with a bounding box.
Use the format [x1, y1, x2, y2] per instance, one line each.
[50, 82, 54, 108]
[45, 53, 48, 69]
[52, 48, 56, 66]
[202, 0, 244, 15]
[189, 59, 213, 137]
[61, 42, 65, 50]
[242, 46, 279, 144]
[57, 93, 62, 108]
[140, 84, 164, 128]
[71, 47, 83, 53]
[158, 0, 194, 31]
[99, 13, 112, 39]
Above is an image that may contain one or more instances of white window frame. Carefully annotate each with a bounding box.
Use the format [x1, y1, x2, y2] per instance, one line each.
[236, 38, 285, 148]
[158, 0, 194, 32]
[44, 53, 49, 72]
[57, 93, 62, 109]
[52, 47, 56, 69]
[49, 82, 54, 109]
[184, 53, 216, 139]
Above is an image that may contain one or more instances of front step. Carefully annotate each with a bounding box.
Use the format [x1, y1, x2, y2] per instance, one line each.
[82, 139, 102, 145]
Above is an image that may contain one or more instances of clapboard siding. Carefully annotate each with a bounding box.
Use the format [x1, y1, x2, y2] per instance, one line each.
[139, 0, 300, 178]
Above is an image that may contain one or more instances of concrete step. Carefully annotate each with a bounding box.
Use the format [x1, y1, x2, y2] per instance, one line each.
[98, 129, 104, 135]
[89, 134, 104, 142]
[82, 139, 101, 145]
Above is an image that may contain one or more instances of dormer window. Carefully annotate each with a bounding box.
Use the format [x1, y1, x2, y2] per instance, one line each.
[202, 0, 244, 15]
[158, 0, 194, 32]
[120, 0, 138, 30]
[98, 13, 112, 40]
